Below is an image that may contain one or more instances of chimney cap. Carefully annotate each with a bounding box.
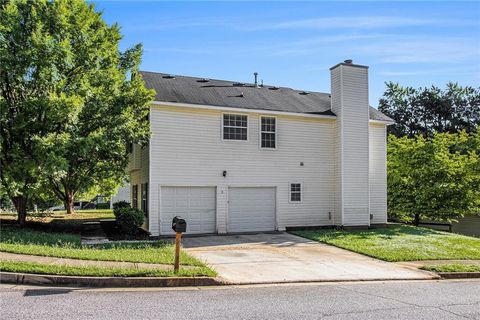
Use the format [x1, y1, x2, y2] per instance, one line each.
[329, 60, 369, 71]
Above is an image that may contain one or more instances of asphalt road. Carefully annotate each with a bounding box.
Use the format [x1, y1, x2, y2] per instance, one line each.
[1, 280, 479, 320]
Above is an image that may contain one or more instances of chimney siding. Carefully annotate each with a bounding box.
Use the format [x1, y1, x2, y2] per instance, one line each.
[331, 62, 370, 226]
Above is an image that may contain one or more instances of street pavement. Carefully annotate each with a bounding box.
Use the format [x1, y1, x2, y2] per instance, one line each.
[1, 279, 479, 319]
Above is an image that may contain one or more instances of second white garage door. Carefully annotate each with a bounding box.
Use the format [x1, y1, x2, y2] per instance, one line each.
[228, 187, 276, 233]
[160, 187, 216, 235]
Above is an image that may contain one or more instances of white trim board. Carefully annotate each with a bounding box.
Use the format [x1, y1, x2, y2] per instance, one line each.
[151, 101, 393, 124]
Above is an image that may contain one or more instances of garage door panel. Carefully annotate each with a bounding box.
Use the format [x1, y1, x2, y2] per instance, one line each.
[228, 187, 276, 233]
[160, 187, 216, 235]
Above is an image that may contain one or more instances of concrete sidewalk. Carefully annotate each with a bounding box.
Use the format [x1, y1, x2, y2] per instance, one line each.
[183, 233, 439, 284]
[0, 252, 193, 271]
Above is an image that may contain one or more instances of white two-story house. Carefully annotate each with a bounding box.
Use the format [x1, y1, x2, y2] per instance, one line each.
[128, 60, 393, 236]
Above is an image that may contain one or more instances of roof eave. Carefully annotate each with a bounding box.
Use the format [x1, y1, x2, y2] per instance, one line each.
[151, 101, 337, 120]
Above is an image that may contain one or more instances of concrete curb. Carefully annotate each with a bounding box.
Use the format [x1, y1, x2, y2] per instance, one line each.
[0, 271, 442, 288]
[0, 272, 225, 287]
[438, 272, 480, 279]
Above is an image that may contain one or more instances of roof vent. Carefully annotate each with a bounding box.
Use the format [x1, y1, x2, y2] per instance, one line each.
[344, 59, 353, 64]
[269, 86, 280, 90]
[197, 78, 210, 83]
[233, 82, 245, 87]
[299, 91, 309, 95]
[162, 74, 175, 79]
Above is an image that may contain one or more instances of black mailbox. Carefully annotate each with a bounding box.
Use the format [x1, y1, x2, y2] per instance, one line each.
[172, 216, 187, 233]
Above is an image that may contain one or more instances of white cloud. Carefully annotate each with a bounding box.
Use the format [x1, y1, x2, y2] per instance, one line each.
[262, 16, 436, 30]
[359, 39, 480, 64]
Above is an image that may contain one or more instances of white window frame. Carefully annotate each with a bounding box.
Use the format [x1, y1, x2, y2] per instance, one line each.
[221, 113, 249, 142]
[289, 182, 303, 203]
[259, 115, 277, 150]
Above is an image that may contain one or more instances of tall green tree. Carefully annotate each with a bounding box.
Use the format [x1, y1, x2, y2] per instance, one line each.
[0, 0, 153, 219]
[379, 82, 480, 137]
[387, 131, 480, 225]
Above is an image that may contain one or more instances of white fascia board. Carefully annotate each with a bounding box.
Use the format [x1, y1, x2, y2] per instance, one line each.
[369, 119, 395, 125]
[151, 101, 337, 120]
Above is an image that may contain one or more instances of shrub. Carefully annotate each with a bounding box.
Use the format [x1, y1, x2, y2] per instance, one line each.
[115, 207, 145, 235]
[112, 201, 131, 217]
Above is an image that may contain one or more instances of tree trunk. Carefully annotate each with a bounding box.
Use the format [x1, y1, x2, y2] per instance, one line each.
[64, 190, 75, 215]
[414, 213, 420, 226]
[11, 196, 27, 226]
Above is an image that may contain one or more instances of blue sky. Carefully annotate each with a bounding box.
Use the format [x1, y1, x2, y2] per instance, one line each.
[93, 1, 480, 107]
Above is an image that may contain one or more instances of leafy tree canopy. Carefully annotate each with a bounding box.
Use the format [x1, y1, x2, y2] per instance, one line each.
[379, 82, 479, 137]
[387, 131, 480, 224]
[0, 0, 154, 221]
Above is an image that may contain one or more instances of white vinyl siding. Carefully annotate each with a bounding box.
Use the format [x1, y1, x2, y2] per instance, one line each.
[228, 187, 276, 233]
[369, 123, 387, 224]
[330, 65, 370, 226]
[148, 105, 335, 235]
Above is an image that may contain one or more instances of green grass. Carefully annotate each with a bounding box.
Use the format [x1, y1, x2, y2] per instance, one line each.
[0, 260, 216, 277]
[421, 264, 480, 273]
[290, 225, 480, 262]
[1, 209, 115, 223]
[0, 227, 207, 267]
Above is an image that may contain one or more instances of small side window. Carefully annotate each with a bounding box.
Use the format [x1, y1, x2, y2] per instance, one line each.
[289, 183, 302, 203]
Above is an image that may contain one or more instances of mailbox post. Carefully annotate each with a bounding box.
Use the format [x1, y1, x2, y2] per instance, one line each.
[172, 216, 187, 273]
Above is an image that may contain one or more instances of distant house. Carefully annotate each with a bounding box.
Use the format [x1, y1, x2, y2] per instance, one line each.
[109, 183, 130, 208]
[452, 214, 480, 237]
[128, 60, 393, 236]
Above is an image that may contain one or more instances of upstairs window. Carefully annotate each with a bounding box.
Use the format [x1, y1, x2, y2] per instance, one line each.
[223, 114, 248, 140]
[261, 116, 276, 149]
[289, 183, 302, 203]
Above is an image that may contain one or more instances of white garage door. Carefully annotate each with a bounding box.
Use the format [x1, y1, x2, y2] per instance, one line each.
[228, 187, 276, 233]
[160, 187, 216, 235]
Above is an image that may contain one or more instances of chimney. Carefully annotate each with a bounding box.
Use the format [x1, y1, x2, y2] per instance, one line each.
[330, 60, 370, 227]
[254, 72, 259, 88]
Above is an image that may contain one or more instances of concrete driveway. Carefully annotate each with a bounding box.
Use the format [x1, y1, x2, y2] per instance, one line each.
[183, 233, 438, 284]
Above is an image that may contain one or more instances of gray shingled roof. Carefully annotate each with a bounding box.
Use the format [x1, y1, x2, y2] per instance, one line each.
[140, 71, 392, 122]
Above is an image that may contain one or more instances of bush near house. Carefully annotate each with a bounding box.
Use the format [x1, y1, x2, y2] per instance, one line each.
[114, 207, 145, 235]
[112, 201, 131, 213]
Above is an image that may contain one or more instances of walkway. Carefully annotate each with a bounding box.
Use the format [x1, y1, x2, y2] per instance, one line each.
[0, 252, 192, 271]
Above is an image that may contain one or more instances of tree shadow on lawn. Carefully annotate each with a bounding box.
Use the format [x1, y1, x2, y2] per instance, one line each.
[1, 218, 84, 234]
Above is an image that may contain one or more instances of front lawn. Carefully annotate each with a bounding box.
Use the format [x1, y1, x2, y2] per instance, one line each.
[290, 225, 480, 262]
[0, 260, 215, 277]
[421, 264, 480, 273]
[0, 227, 206, 267]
